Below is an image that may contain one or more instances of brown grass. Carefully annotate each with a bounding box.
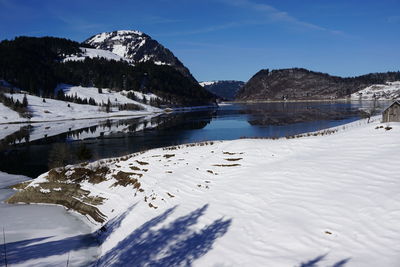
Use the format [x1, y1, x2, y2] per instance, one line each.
[112, 171, 141, 188]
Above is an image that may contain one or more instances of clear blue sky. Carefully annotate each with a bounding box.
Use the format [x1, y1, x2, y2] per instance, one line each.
[1, 0, 399, 82]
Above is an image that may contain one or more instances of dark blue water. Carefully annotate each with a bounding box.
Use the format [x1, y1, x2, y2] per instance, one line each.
[0, 101, 386, 178]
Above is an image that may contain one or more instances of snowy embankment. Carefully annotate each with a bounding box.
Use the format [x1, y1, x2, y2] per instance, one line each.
[351, 81, 400, 100]
[7, 119, 400, 266]
[0, 85, 162, 124]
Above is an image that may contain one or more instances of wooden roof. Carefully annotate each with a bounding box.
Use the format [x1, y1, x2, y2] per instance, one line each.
[383, 101, 400, 112]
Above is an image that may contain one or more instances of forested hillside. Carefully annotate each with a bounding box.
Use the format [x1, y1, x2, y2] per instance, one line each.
[0, 37, 215, 106]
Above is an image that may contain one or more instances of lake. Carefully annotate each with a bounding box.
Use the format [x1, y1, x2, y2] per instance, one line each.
[0, 101, 388, 178]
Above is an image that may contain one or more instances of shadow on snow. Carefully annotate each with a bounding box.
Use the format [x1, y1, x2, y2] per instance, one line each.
[1, 203, 232, 266]
[297, 254, 351, 267]
[95, 204, 232, 266]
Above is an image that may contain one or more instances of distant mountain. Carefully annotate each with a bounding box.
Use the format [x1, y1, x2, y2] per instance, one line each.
[200, 80, 244, 100]
[84, 30, 195, 81]
[236, 68, 400, 101]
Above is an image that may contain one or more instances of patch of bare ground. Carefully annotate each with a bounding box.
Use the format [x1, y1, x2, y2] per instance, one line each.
[224, 158, 242, 161]
[130, 166, 141, 171]
[6, 181, 106, 223]
[223, 151, 243, 155]
[6, 165, 113, 223]
[46, 166, 110, 184]
[213, 164, 241, 167]
[148, 203, 158, 209]
[112, 171, 142, 189]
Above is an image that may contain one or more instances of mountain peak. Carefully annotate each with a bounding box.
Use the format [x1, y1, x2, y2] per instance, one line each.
[84, 30, 194, 80]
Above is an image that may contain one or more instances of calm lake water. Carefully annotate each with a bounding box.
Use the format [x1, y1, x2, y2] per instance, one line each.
[0, 101, 388, 178]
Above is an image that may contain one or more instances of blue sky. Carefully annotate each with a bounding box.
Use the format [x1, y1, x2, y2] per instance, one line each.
[1, 0, 399, 82]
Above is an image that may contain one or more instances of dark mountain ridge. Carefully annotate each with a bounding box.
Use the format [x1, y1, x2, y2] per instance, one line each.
[236, 68, 400, 101]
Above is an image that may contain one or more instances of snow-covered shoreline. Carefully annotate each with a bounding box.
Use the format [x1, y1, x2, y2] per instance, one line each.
[6, 117, 400, 266]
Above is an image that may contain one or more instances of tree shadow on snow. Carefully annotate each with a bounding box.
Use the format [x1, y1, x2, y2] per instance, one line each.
[95, 204, 232, 266]
[1, 233, 97, 265]
[297, 254, 351, 267]
[1, 203, 231, 266]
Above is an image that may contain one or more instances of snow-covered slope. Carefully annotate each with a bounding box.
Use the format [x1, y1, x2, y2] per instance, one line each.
[57, 84, 160, 109]
[351, 81, 400, 100]
[0, 90, 161, 124]
[84, 30, 194, 79]
[10, 119, 400, 266]
[0, 101, 21, 122]
[63, 47, 128, 63]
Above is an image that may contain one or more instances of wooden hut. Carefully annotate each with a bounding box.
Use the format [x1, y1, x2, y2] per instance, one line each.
[382, 101, 400, 122]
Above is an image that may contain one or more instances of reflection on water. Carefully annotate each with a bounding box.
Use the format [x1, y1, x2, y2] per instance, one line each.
[0, 101, 389, 178]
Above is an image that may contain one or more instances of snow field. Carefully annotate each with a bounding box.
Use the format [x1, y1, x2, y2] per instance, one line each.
[18, 119, 400, 266]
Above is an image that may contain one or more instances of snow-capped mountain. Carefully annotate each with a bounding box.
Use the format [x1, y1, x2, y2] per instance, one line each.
[84, 30, 194, 80]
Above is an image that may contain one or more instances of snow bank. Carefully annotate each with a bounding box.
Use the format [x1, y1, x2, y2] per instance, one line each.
[14, 119, 400, 266]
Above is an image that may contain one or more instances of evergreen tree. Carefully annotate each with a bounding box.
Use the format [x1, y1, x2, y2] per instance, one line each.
[22, 94, 28, 107]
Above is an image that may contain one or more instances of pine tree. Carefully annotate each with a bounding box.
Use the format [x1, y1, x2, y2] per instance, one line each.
[22, 94, 28, 107]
